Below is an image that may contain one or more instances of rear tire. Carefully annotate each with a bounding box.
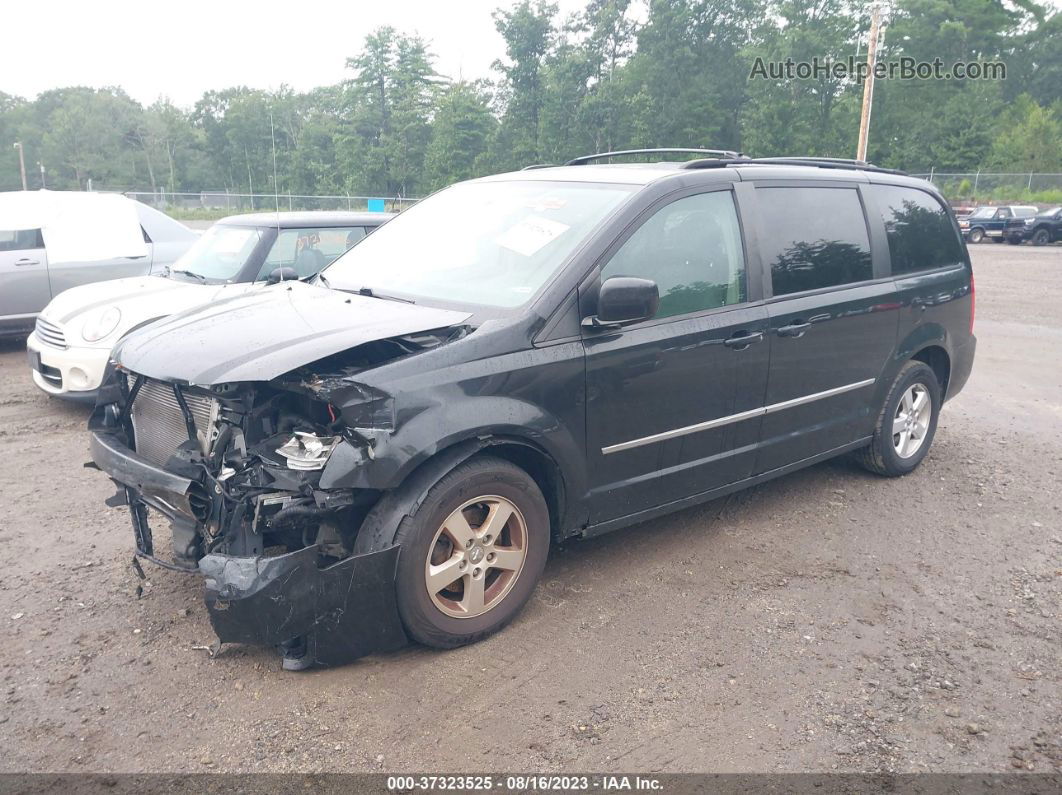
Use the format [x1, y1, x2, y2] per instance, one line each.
[857, 361, 941, 477]
[387, 456, 550, 649]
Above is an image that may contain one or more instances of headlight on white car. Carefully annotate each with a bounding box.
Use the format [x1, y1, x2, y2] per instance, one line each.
[81, 307, 122, 343]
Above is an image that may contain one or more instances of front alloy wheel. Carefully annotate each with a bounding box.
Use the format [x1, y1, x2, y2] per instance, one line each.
[389, 455, 550, 648]
[426, 496, 528, 618]
[1031, 229, 1050, 246]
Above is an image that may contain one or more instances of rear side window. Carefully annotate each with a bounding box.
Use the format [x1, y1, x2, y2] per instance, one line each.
[757, 187, 872, 297]
[871, 185, 965, 275]
[0, 229, 44, 251]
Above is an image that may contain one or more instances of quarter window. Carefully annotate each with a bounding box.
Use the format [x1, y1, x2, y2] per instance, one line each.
[757, 187, 872, 296]
[600, 191, 746, 319]
[870, 185, 965, 275]
[0, 229, 44, 252]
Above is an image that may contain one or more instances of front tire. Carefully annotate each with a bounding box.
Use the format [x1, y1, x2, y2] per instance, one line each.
[967, 228, 984, 244]
[857, 361, 941, 477]
[1031, 228, 1050, 246]
[389, 456, 550, 649]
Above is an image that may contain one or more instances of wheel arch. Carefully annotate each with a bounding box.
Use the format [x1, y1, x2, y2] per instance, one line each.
[352, 432, 575, 555]
[891, 320, 956, 401]
[911, 344, 951, 398]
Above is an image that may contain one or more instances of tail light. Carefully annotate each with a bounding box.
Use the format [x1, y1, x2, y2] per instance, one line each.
[969, 273, 975, 334]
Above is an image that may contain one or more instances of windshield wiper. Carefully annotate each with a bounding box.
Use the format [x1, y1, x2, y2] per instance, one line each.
[311, 271, 331, 289]
[356, 286, 415, 304]
[168, 268, 207, 284]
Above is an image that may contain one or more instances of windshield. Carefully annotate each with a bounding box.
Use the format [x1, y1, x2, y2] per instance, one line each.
[170, 224, 263, 281]
[1040, 207, 1060, 216]
[323, 180, 636, 308]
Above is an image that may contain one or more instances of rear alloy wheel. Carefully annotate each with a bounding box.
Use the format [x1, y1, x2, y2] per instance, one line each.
[390, 456, 550, 648]
[892, 383, 932, 460]
[857, 361, 941, 477]
[1031, 228, 1050, 246]
[967, 228, 984, 244]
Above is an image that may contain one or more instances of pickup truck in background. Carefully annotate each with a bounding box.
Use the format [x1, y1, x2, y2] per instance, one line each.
[957, 205, 1038, 243]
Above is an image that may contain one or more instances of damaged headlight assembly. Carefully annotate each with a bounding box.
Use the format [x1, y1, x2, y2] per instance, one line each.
[275, 431, 342, 470]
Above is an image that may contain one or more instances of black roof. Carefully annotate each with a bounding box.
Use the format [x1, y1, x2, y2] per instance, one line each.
[218, 211, 395, 229]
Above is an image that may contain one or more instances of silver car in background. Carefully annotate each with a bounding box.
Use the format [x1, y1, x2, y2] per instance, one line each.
[0, 192, 197, 337]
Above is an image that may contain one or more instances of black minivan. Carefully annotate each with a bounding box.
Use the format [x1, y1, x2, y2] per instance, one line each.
[89, 151, 976, 668]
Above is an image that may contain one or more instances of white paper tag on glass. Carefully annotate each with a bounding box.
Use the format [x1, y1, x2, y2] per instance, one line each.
[496, 215, 570, 257]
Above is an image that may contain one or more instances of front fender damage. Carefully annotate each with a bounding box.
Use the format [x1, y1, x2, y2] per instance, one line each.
[89, 325, 472, 670]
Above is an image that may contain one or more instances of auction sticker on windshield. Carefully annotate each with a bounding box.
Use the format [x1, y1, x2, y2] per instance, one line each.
[495, 215, 570, 257]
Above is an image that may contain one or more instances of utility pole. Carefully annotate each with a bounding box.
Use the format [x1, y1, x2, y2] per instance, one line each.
[13, 142, 27, 190]
[856, 5, 883, 162]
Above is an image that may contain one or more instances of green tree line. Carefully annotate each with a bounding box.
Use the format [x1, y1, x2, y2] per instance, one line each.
[1, 0, 1059, 197]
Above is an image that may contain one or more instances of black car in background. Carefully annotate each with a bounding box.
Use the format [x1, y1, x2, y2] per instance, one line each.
[88, 151, 976, 669]
[1015, 206, 1062, 245]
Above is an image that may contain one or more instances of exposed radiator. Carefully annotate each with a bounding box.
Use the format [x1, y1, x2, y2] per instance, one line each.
[127, 376, 218, 466]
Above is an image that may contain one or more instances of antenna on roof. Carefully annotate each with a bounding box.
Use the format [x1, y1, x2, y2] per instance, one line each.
[269, 111, 281, 238]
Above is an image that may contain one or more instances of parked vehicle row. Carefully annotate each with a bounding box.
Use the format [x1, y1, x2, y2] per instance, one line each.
[1, 192, 198, 337]
[26, 211, 391, 400]
[956, 204, 1048, 244]
[83, 151, 976, 670]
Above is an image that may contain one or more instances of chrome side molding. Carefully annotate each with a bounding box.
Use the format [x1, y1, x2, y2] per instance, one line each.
[602, 378, 875, 455]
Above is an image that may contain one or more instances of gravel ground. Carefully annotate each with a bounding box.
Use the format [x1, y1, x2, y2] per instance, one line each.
[0, 245, 1058, 774]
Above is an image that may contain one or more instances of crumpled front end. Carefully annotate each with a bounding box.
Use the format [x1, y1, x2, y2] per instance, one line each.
[87, 329, 463, 668]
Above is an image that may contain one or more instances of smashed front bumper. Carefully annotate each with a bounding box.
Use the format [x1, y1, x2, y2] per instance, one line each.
[90, 429, 408, 667]
[201, 545, 407, 668]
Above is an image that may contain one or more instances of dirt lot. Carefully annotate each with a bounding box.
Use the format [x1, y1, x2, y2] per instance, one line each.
[0, 245, 1059, 774]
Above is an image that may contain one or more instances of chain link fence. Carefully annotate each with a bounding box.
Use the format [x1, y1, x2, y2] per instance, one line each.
[122, 190, 418, 219]
[912, 172, 1062, 203]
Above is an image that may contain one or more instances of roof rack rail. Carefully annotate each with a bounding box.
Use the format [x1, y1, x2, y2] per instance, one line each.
[565, 148, 745, 166]
[680, 156, 907, 176]
[521, 163, 558, 170]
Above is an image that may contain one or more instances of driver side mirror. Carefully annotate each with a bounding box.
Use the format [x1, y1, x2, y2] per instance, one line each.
[266, 267, 299, 285]
[584, 276, 659, 329]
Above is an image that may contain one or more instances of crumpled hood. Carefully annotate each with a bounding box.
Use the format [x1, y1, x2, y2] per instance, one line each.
[113, 280, 471, 385]
[41, 275, 256, 347]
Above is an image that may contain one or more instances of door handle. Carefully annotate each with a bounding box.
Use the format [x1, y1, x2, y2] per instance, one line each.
[723, 331, 765, 349]
[14, 258, 40, 266]
[776, 321, 811, 338]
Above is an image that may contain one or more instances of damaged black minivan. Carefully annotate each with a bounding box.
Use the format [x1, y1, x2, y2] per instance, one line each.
[90, 150, 976, 668]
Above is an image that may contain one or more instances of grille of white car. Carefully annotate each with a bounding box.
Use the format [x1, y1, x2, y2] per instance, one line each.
[127, 375, 218, 466]
[35, 317, 67, 350]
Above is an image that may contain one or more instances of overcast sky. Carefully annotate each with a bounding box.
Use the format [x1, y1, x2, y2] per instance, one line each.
[3, 0, 593, 107]
[5, 0, 1059, 107]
